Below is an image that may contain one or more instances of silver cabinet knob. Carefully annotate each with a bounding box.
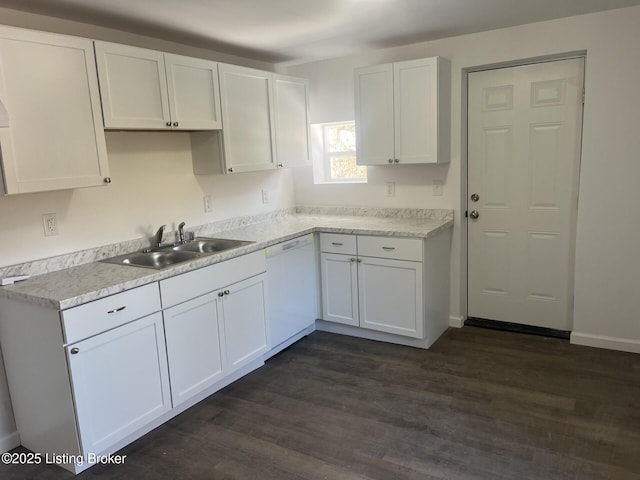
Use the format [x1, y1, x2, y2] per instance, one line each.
[103, 177, 112, 184]
[70, 348, 79, 355]
[350, 257, 356, 262]
[218, 291, 224, 297]
[357, 258, 362, 263]
[469, 210, 480, 220]
[471, 193, 479, 202]
[388, 159, 393, 164]
[227, 167, 234, 173]
[166, 121, 172, 127]
[394, 158, 399, 164]
[277, 163, 283, 168]
[173, 121, 179, 127]
[224, 290, 230, 296]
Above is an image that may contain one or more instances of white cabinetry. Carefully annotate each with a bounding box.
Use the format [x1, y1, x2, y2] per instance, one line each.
[273, 74, 311, 168]
[192, 68, 310, 174]
[0, 26, 109, 194]
[217, 64, 276, 173]
[0, 283, 166, 473]
[354, 57, 449, 165]
[162, 292, 225, 407]
[320, 234, 424, 338]
[66, 312, 171, 456]
[95, 42, 221, 130]
[159, 250, 268, 406]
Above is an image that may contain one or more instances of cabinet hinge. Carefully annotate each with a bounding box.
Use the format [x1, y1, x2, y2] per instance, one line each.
[465, 210, 468, 218]
[582, 87, 585, 105]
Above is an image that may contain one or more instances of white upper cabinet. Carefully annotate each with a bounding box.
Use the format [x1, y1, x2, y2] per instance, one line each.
[194, 66, 310, 175]
[217, 64, 276, 173]
[0, 27, 110, 195]
[273, 74, 311, 168]
[355, 57, 450, 165]
[95, 42, 221, 130]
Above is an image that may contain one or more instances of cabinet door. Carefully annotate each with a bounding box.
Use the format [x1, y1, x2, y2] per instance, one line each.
[220, 273, 269, 371]
[0, 27, 109, 194]
[320, 253, 359, 326]
[354, 63, 395, 166]
[273, 74, 310, 168]
[163, 292, 226, 407]
[358, 257, 424, 338]
[165, 54, 222, 130]
[66, 312, 171, 455]
[94, 42, 170, 129]
[218, 64, 275, 173]
[393, 58, 439, 164]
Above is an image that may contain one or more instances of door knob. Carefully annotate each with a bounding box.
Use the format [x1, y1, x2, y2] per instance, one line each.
[470, 193, 479, 202]
[469, 210, 479, 220]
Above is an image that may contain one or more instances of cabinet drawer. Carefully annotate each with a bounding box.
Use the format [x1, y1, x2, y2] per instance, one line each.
[160, 250, 267, 308]
[357, 236, 423, 262]
[61, 283, 161, 344]
[319, 233, 357, 255]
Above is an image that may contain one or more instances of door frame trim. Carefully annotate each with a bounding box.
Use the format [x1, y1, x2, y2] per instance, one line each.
[461, 51, 587, 326]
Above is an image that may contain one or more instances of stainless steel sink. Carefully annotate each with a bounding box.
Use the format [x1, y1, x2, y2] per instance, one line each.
[101, 250, 201, 269]
[168, 237, 253, 254]
[100, 237, 254, 269]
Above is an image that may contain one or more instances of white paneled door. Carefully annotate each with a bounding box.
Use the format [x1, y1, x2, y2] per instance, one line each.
[467, 59, 584, 331]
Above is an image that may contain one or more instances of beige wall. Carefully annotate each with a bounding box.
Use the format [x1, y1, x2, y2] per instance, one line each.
[286, 6, 640, 352]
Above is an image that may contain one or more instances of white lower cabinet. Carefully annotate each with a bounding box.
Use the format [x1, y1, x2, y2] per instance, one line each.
[159, 250, 268, 406]
[163, 293, 225, 407]
[220, 274, 269, 370]
[320, 234, 427, 340]
[66, 312, 171, 455]
[320, 252, 359, 326]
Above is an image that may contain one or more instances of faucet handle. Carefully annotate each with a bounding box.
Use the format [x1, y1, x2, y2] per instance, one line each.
[155, 224, 166, 247]
[178, 221, 186, 243]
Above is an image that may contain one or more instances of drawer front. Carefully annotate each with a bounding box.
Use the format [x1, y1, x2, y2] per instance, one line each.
[319, 233, 357, 255]
[62, 283, 161, 344]
[357, 236, 423, 262]
[160, 250, 267, 308]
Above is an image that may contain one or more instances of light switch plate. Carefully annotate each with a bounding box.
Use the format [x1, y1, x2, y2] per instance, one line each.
[432, 180, 443, 196]
[386, 182, 395, 197]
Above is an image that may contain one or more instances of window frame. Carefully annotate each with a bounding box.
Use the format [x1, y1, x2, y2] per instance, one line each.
[312, 121, 367, 185]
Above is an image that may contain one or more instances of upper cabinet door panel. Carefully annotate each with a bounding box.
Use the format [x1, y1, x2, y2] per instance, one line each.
[273, 74, 310, 168]
[394, 58, 438, 164]
[218, 64, 275, 173]
[0, 27, 109, 194]
[164, 54, 221, 130]
[94, 41, 170, 129]
[354, 63, 395, 166]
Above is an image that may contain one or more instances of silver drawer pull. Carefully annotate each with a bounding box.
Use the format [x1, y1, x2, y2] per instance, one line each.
[107, 306, 127, 314]
[331, 242, 343, 246]
[382, 246, 396, 251]
[70, 348, 79, 355]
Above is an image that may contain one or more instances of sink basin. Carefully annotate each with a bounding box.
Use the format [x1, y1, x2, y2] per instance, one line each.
[102, 250, 201, 269]
[100, 237, 254, 269]
[168, 237, 253, 254]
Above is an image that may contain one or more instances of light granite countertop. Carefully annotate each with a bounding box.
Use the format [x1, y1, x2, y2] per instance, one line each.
[0, 211, 453, 311]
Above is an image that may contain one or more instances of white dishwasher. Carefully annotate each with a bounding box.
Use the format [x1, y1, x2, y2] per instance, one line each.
[265, 233, 319, 358]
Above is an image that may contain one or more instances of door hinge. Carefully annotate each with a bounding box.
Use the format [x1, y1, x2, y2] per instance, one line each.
[465, 210, 468, 218]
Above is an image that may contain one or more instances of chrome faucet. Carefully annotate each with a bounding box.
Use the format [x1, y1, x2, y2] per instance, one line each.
[178, 222, 186, 244]
[154, 224, 166, 247]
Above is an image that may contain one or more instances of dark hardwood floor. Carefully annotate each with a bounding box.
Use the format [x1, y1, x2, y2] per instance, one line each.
[2, 327, 640, 479]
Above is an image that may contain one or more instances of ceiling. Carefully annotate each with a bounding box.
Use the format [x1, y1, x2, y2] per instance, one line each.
[2, 0, 640, 64]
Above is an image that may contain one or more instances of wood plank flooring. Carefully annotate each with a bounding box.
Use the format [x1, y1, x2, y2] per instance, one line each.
[2, 327, 639, 479]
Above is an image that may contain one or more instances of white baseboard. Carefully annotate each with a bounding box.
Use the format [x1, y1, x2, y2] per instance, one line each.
[570, 332, 640, 354]
[449, 315, 465, 328]
[0, 431, 20, 453]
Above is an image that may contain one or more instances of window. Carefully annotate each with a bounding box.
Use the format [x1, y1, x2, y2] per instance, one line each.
[311, 121, 367, 184]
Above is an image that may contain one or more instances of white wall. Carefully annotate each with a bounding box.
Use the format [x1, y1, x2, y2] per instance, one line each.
[286, 6, 640, 352]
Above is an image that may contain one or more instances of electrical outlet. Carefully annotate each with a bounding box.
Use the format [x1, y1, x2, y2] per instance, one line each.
[386, 182, 396, 197]
[432, 180, 443, 196]
[261, 189, 270, 204]
[203, 195, 213, 213]
[42, 213, 59, 236]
